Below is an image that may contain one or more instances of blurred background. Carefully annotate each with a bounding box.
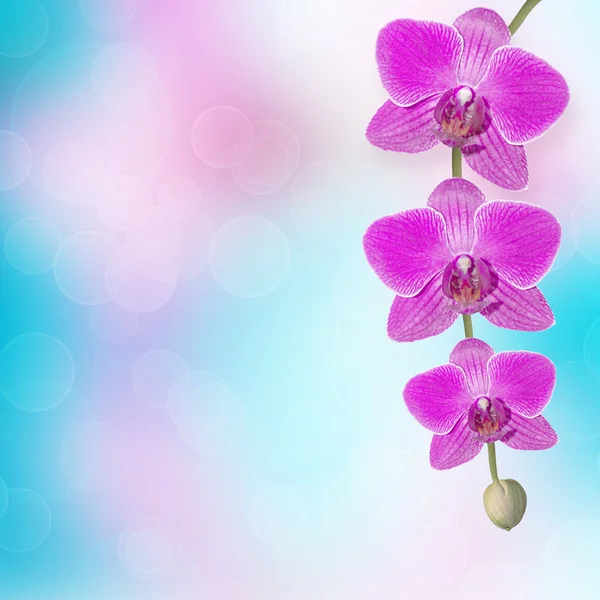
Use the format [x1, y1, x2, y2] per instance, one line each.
[1, 0, 599, 598]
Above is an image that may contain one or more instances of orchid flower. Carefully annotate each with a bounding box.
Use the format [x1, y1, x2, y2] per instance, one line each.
[363, 178, 560, 342]
[403, 338, 558, 470]
[367, 8, 569, 190]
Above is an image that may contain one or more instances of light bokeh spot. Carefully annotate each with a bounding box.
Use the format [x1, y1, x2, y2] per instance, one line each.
[574, 189, 600, 264]
[105, 242, 178, 313]
[209, 216, 290, 297]
[0, 130, 32, 190]
[95, 173, 153, 231]
[0, 489, 52, 553]
[79, 0, 138, 31]
[544, 519, 600, 599]
[232, 135, 293, 196]
[43, 141, 110, 205]
[157, 176, 203, 220]
[191, 106, 254, 169]
[60, 421, 130, 492]
[89, 302, 140, 344]
[91, 43, 159, 110]
[168, 370, 245, 454]
[544, 361, 600, 442]
[54, 231, 119, 305]
[4, 217, 62, 275]
[0, 1, 48, 58]
[131, 349, 188, 408]
[0, 333, 74, 412]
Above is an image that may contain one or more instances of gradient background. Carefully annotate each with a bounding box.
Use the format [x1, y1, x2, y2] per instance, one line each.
[1, 0, 599, 598]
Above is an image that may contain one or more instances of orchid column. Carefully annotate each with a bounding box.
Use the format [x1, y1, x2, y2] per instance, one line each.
[363, 2, 569, 530]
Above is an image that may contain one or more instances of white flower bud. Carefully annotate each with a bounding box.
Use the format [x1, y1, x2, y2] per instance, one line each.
[483, 478, 527, 531]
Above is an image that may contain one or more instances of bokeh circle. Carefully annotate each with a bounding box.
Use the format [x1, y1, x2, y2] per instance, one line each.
[0, 333, 75, 412]
[0, 488, 52, 553]
[0, 1, 49, 58]
[79, 0, 138, 31]
[4, 217, 62, 275]
[54, 231, 119, 305]
[0, 130, 32, 190]
[191, 106, 254, 169]
[209, 216, 290, 297]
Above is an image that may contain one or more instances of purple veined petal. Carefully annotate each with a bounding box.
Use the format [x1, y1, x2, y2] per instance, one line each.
[403, 363, 473, 434]
[472, 200, 561, 289]
[501, 413, 558, 450]
[462, 123, 528, 191]
[430, 414, 483, 470]
[477, 46, 570, 145]
[449, 338, 494, 397]
[387, 276, 458, 342]
[487, 351, 556, 418]
[366, 97, 441, 154]
[376, 19, 462, 107]
[363, 208, 452, 298]
[481, 280, 555, 331]
[427, 178, 487, 254]
[454, 8, 511, 87]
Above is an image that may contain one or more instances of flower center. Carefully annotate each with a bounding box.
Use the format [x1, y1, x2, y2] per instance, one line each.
[441, 254, 498, 315]
[468, 396, 511, 442]
[433, 86, 491, 148]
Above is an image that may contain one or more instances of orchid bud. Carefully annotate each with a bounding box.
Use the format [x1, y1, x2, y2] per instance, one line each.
[483, 479, 527, 531]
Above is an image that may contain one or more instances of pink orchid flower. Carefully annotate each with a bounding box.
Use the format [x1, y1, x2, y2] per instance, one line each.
[363, 178, 561, 342]
[403, 338, 558, 470]
[367, 8, 569, 190]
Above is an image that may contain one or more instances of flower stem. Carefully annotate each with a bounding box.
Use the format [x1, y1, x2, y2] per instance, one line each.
[451, 147, 462, 178]
[462, 314, 473, 338]
[487, 442, 500, 483]
[508, 0, 542, 35]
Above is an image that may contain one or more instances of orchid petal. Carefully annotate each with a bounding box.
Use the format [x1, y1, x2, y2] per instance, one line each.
[376, 19, 462, 107]
[430, 414, 483, 470]
[462, 124, 528, 191]
[387, 277, 458, 342]
[488, 351, 556, 418]
[403, 363, 473, 434]
[501, 414, 558, 450]
[454, 8, 510, 87]
[449, 338, 494, 397]
[363, 208, 452, 297]
[366, 98, 441, 154]
[472, 200, 561, 289]
[482, 280, 555, 331]
[477, 46, 569, 144]
[427, 178, 486, 254]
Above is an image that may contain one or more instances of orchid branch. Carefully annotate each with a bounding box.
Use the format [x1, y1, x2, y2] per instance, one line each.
[509, 0, 543, 35]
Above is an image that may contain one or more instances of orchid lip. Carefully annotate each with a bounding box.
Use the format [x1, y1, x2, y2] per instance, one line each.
[433, 86, 491, 148]
[468, 396, 511, 443]
[441, 254, 498, 315]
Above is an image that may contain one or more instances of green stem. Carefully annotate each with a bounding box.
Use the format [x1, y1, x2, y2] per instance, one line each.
[508, 0, 542, 35]
[451, 147, 462, 178]
[487, 443, 500, 483]
[462, 314, 473, 338]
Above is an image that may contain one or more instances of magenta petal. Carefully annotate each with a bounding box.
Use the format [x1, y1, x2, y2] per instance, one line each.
[403, 364, 472, 434]
[366, 97, 441, 154]
[449, 338, 494, 397]
[363, 208, 452, 297]
[427, 178, 486, 254]
[472, 200, 561, 289]
[376, 19, 462, 107]
[462, 124, 528, 191]
[501, 414, 558, 450]
[387, 277, 458, 342]
[454, 8, 510, 87]
[477, 46, 570, 144]
[487, 351, 556, 418]
[430, 415, 483, 470]
[481, 280, 555, 331]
